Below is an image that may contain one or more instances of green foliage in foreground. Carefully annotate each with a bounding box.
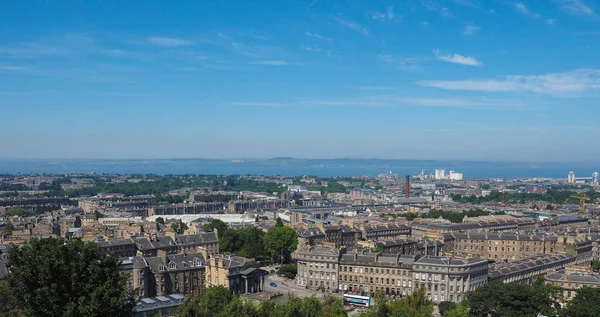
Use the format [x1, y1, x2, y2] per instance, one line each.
[176, 286, 347, 317]
[0, 238, 133, 317]
[359, 287, 433, 317]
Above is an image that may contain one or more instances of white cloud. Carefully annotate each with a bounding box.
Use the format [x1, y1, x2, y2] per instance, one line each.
[463, 25, 481, 35]
[557, 0, 596, 15]
[230, 96, 524, 109]
[418, 68, 600, 94]
[433, 49, 482, 66]
[230, 102, 286, 107]
[0, 66, 29, 71]
[421, 1, 453, 17]
[335, 17, 369, 36]
[546, 19, 557, 25]
[147, 37, 194, 47]
[377, 54, 424, 71]
[515, 2, 541, 17]
[421, 21, 430, 26]
[299, 45, 331, 55]
[305, 32, 332, 41]
[250, 60, 289, 66]
[372, 7, 397, 20]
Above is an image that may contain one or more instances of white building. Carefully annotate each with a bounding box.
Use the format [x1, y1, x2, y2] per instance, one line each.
[568, 171, 576, 184]
[449, 171, 463, 181]
[593, 172, 599, 185]
[435, 169, 446, 180]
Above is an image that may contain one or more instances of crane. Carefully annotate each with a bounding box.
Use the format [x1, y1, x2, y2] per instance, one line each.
[571, 194, 590, 211]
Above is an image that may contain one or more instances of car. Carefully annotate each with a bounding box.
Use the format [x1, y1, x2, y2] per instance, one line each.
[269, 282, 277, 287]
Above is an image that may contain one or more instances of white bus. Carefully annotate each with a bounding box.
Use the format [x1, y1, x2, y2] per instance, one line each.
[343, 294, 372, 307]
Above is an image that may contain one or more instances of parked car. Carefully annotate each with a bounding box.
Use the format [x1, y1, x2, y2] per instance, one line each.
[270, 282, 277, 287]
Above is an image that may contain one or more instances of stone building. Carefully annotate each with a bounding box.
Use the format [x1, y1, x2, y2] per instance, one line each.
[489, 253, 575, 284]
[443, 231, 593, 264]
[296, 245, 342, 291]
[412, 256, 488, 303]
[132, 250, 206, 298]
[205, 254, 267, 295]
[545, 267, 600, 301]
[338, 250, 418, 297]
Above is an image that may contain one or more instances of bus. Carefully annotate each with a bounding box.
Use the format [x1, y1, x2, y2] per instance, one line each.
[343, 294, 372, 307]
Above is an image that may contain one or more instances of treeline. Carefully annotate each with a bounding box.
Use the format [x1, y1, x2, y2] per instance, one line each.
[437, 278, 600, 317]
[177, 285, 347, 317]
[396, 209, 502, 223]
[454, 189, 600, 205]
[204, 219, 298, 264]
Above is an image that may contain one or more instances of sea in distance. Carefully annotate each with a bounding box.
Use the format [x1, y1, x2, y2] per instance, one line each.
[0, 158, 597, 179]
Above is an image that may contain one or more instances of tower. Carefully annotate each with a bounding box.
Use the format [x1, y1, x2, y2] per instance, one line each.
[405, 175, 410, 199]
[568, 171, 575, 184]
[593, 172, 599, 184]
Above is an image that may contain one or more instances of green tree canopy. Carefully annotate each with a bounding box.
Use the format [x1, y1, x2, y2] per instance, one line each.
[3, 238, 133, 317]
[561, 286, 600, 317]
[264, 226, 298, 264]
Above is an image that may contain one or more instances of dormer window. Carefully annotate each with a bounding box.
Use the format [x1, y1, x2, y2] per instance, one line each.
[158, 265, 165, 272]
[169, 262, 176, 269]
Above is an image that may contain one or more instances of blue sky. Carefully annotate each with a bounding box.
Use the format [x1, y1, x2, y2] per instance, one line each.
[1, 0, 599, 162]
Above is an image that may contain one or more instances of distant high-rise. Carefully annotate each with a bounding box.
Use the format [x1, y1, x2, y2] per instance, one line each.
[593, 172, 599, 184]
[435, 169, 445, 180]
[568, 171, 576, 184]
[449, 171, 463, 181]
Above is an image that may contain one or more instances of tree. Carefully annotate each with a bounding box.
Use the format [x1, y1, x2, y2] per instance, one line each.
[467, 278, 560, 317]
[170, 221, 188, 234]
[438, 301, 457, 316]
[321, 296, 347, 317]
[3, 238, 133, 317]
[177, 285, 233, 317]
[443, 301, 469, 317]
[264, 226, 298, 264]
[276, 217, 284, 227]
[561, 286, 600, 317]
[546, 204, 554, 210]
[592, 260, 600, 272]
[156, 217, 165, 225]
[278, 263, 298, 279]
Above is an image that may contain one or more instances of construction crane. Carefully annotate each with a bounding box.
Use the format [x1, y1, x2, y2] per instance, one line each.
[571, 194, 590, 211]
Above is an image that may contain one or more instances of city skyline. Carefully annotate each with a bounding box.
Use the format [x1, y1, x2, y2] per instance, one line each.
[1, 1, 600, 161]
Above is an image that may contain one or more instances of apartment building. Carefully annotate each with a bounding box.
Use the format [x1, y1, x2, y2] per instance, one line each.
[296, 225, 361, 248]
[412, 217, 535, 240]
[95, 237, 137, 258]
[412, 256, 489, 303]
[443, 231, 592, 264]
[338, 251, 417, 296]
[489, 253, 575, 284]
[132, 250, 206, 299]
[545, 268, 600, 301]
[296, 245, 341, 291]
[361, 224, 410, 241]
[205, 254, 267, 295]
[133, 232, 219, 257]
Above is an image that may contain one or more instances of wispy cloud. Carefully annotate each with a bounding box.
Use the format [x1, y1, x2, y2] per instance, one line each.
[147, 37, 194, 47]
[515, 2, 541, 18]
[231, 95, 525, 109]
[463, 25, 481, 35]
[250, 60, 289, 66]
[372, 7, 398, 21]
[418, 68, 600, 94]
[451, 0, 482, 9]
[433, 49, 481, 66]
[299, 45, 331, 55]
[377, 54, 425, 71]
[335, 17, 369, 36]
[0, 44, 71, 58]
[546, 19, 557, 25]
[354, 86, 394, 91]
[421, 1, 453, 17]
[305, 32, 332, 41]
[230, 102, 287, 107]
[0, 65, 30, 71]
[556, 0, 596, 16]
